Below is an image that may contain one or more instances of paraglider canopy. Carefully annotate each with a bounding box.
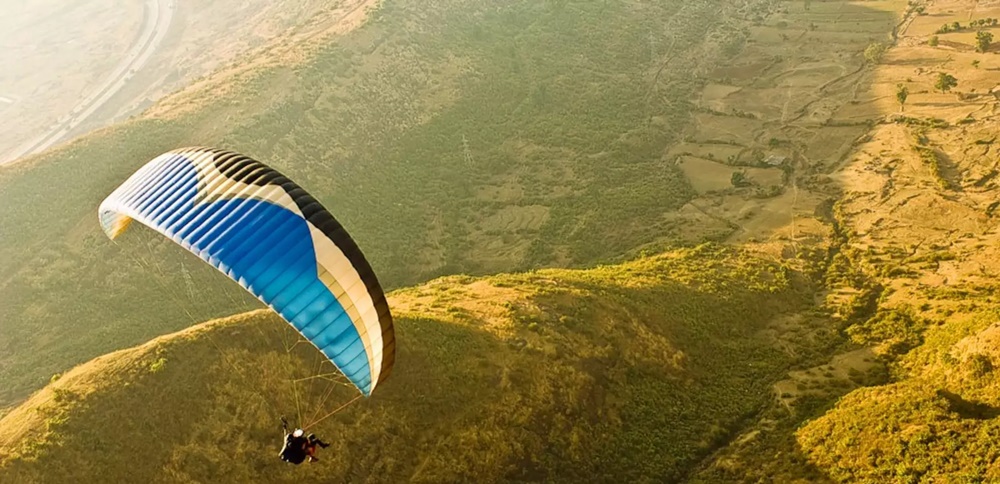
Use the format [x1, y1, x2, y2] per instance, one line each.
[99, 147, 395, 396]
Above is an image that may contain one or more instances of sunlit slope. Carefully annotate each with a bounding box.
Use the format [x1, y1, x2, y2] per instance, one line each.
[797, 313, 1000, 482]
[0, 246, 815, 483]
[793, 0, 1000, 477]
[684, 0, 1000, 481]
[0, 0, 766, 407]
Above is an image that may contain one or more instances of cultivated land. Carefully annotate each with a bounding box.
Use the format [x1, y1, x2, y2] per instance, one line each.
[688, 1, 1000, 481]
[10, 0, 1000, 481]
[792, 0, 1000, 480]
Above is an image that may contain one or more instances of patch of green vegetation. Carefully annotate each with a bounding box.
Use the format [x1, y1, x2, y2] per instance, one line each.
[934, 72, 958, 94]
[894, 116, 949, 129]
[797, 377, 1000, 482]
[976, 30, 994, 53]
[914, 144, 953, 190]
[908, 250, 958, 266]
[864, 41, 887, 65]
[937, 18, 999, 34]
[0, 245, 815, 483]
[791, 301, 1000, 481]
[846, 307, 927, 356]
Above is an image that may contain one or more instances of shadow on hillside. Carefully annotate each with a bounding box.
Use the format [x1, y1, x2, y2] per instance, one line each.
[932, 149, 964, 191]
[723, 0, 906, 480]
[937, 389, 1000, 420]
[0, 261, 821, 483]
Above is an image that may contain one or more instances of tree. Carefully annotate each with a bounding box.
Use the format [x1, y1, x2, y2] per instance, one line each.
[731, 171, 750, 187]
[864, 41, 887, 64]
[935, 72, 958, 93]
[977, 30, 994, 52]
[896, 84, 909, 112]
[928, 35, 939, 46]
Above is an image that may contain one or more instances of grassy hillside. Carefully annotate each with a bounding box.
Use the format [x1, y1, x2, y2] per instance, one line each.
[796, 310, 1000, 482]
[7, 0, 973, 480]
[0, 245, 821, 483]
[0, 0, 776, 408]
[680, 0, 1000, 481]
[790, 0, 1000, 477]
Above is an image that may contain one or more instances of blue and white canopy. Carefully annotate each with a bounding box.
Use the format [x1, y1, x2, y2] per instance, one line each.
[99, 147, 395, 396]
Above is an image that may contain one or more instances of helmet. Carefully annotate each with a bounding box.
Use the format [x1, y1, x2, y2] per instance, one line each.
[293, 429, 304, 438]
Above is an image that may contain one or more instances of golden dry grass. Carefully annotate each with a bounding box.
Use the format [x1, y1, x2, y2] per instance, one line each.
[0, 246, 818, 483]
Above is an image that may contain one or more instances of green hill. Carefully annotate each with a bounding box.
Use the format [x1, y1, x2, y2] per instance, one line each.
[0, 0, 769, 408]
[0, 245, 821, 483]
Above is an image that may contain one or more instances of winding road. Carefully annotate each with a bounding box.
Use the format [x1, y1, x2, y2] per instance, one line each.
[1, 0, 174, 166]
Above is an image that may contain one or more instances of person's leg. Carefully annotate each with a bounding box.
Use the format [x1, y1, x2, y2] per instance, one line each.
[309, 434, 331, 448]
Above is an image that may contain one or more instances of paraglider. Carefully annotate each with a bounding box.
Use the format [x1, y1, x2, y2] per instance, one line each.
[98, 147, 395, 458]
[280, 417, 330, 464]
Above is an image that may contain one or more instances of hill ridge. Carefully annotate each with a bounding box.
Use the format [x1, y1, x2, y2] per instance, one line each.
[0, 245, 824, 483]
